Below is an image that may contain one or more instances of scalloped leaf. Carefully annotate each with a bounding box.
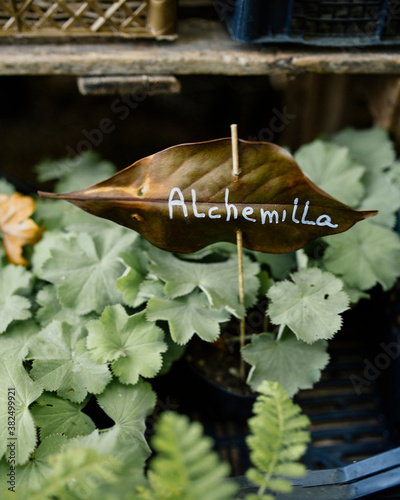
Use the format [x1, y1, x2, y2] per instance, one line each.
[242, 330, 329, 396]
[96, 380, 156, 455]
[31, 393, 95, 439]
[331, 126, 395, 170]
[13, 435, 67, 494]
[294, 139, 365, 207]
[0, 356, 43, 465]
[323, 220, 400, 291]
[0, 265, 32, 333]
[39, 139, 376, 254]
[28, 321, 111, 403]
[87, 305, 167, 385]
[146, 291, 230, 345]
[40, 228, 138, 315]
[267, 268, 349, 343]
[147, 248, 260, 317]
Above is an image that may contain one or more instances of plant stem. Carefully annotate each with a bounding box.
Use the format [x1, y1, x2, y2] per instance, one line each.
[231, 123, 246, 381]
[276, 324, 285, 342]
[295, 248, 308, 270]
[236, 228, 246, 380]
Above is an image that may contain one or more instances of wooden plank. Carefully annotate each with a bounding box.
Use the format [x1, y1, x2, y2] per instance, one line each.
[76, 75, 181, 95]
[1, 19, 400, 76]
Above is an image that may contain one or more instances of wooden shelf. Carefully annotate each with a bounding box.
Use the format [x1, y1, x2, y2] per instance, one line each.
[2, 19, 400, 76]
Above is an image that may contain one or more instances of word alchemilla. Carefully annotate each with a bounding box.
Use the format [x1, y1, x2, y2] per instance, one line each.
[168, 188, 339, 228]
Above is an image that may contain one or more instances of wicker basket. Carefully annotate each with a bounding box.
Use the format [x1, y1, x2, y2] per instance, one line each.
[0, 0, 177, 40]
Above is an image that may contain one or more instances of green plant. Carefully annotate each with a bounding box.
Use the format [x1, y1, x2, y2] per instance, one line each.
[245, 381, 310, 500]
[0, 127, 400, 497]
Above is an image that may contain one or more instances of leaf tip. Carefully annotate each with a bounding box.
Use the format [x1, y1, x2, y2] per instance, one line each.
[361, 209, 379, 220]
[37, 191, 61, 200]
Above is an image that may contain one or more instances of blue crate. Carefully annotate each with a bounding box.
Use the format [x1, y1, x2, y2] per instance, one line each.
[218, 0, 400, 46]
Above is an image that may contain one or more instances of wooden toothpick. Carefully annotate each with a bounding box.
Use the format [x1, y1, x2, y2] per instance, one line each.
[230, 124, 246, 381]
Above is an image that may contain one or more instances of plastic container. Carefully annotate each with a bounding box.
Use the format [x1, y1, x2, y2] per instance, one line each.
[219, 0, 400, 46]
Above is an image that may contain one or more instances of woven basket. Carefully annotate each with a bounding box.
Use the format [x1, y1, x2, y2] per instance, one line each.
[0, 0, 177, 39]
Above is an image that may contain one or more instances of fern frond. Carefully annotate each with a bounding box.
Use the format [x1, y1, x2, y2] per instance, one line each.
[246, 381, 310, 498]
[143, 412, 237, 500]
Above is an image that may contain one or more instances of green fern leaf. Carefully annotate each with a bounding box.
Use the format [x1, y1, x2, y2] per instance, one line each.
[246, 381, 310, 499]
[142, 412, 237, 500]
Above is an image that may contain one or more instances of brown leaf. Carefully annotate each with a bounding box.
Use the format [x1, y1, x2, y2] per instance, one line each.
[0, 193, 45, 265]
[39, 139, 377, 254]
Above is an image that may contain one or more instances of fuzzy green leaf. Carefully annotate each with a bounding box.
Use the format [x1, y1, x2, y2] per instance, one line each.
[242, 331, 329, 396]
[35, 151, 116, 187]
[294, 140, 365, 206]
[16, 435, 67, 493]
[146, 291, 230, 345]
[357, 170, 400, 229]
[30, 230, 63, 274]
[388, 161, 400, 190]
[63, 203, 118, 234]
[31, 392, 95, 439]
[252, 251, 295, 280]
[144, 412, 237, 500]
[0, 265, 32, 333]
[246, 381, 310, 498]
[267, 268, 349, 343]
[87, 305, 167, 385]
[0, 356, 43, 465]
[35, 284, 97, 328]
[0, 320, 39, 360]
[29, 321, 111, 403]
[116, 251, 150, 308]
[148, 249, 260, 317]
[40, 228, 138, 315]
[96, 380, 156, 455]
[323, 220, 400, 291]
[331, 126, 395, 170]
[34, 198, 115, 234]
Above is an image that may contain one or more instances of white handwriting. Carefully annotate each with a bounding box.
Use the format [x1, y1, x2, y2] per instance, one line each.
[168, 188, 338, 229]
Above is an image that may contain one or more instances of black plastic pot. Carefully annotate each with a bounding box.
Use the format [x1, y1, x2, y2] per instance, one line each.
[230, 446, 400, 499]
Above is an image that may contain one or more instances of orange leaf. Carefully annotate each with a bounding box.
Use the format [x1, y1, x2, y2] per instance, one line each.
[0, 193, 45, 265]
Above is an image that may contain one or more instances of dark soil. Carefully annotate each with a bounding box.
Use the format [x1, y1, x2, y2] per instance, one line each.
[186, 335, 256, 397]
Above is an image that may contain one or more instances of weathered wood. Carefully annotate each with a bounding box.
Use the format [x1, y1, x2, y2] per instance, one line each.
[77, 75, 181, 95]
[1, 19, 400, 76]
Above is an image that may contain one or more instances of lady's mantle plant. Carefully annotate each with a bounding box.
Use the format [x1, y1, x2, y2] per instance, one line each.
[0, 127, 399, 498]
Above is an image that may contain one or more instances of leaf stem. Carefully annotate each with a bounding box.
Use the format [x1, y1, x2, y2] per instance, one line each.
[295, 248, 308, 270]
[236, 229, 246, 380]
[276, 324, 285, 342]
[231, 123, 246, 381]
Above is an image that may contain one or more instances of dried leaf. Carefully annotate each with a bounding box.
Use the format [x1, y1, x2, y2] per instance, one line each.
[0, 193, 44, 265]
[39, 139, 376, 254]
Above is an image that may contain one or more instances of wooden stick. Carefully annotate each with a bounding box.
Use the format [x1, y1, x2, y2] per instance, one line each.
[230, 123, 246, 381]
[231, 124, 240, 176]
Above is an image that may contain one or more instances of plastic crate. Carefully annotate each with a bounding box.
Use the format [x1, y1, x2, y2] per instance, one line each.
[0, 0, 177, 40]
[219, 0, 400, 46]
